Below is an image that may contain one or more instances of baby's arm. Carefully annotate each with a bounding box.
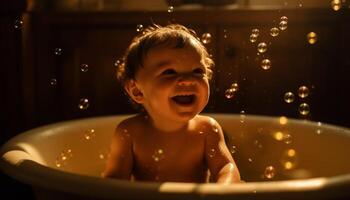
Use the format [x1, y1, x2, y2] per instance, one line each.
[102, 121, 133, 180]
[205, 118, 241, 184]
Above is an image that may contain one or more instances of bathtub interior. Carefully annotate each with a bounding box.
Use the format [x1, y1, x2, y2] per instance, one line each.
[2, 114, 350, 182]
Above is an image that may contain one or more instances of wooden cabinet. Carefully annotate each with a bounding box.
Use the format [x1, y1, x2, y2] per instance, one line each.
[21, 8, 350, 128]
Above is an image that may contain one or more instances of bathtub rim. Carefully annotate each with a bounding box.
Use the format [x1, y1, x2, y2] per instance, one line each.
[1, 155, 350, 199]
[1, 113, 350, 199]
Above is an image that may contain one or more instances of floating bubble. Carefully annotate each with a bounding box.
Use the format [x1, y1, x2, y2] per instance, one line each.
[280, 16, 288, 22]
[229, 83, 238, 91]
[201, 33, 212, 44]
[298, 86, 309, 98]
[307, 32, 317, 44]
[248, 158, 253, 162]
[270, 27, 279, 37]
[283, 133, 293, 144]
[114, 59, 121, 67]
[152, 149, 164, 162]
[252, 29, 259, 36]
[257, 42, 267, 53]
[279, 21, 288, 31]
[261, 59, 271, 70]
[225, 88, 235, 99]
[249, 34, 258, 43]
[254, 140, 263, 149]
[230, 145, 237, 154]
[78, 98, 89, 110]
[14, 19, 23, 30]
[284, 92, 295, 103]
[55, 159, 64, 168]
[167, 6, 174, 13]
[55, 149, 73, 168]
[281, 149, 298, 170]
[264, 166, 276, 179]
[80, 64, 89, 72]
[299, 103, 310, 115]
[50, 78, 57, 86]
[136, 24, 143, 32]
[98, 149, 110, 160]
[331, 0, 342, 11]
[208, 148, 216, 158]
[223, 29, 228, 39]
[240, 110, 246, 123]
[84, 129, 96, 140]
[54, 48, 63, 56]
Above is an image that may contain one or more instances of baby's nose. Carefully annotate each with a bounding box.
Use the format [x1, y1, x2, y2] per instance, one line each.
[177, 75, 195, 86]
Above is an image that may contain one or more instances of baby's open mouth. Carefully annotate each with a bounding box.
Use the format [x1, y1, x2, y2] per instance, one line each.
[171, 94, 196, 105]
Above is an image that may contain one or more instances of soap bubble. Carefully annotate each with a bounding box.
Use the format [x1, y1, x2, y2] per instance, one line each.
[281, 149, 298, 170]
[78, 98, 89, 110]
[261, 59, 271, 70]
[299, 103, 310, 115]
[264, 166, 276, 179]
[136, 24, 143, 32]
[283, 133, 293, 144]
[279, 21, 288, 31]
[208, 148, 216, 158]
[249, 34, 258, 43]
[307, 32, 317, 44]
[270, 27, 279, 37]
[331, 0, 342, 11]
[252, 29, 259, 36]
[225, 88, 235, 99]
[80, 64, 89, 72]
[298, 86, 309, 98]
[240, 110, 246, 123]
[114, 59, 121, 67]
[55, 149, 73, 168]
[98, 149, 110, 160]
[230, 145, 237, 154]
[284, 92, 295, 103]
[167, 6, 174, 13]
[152, 149, 165, 162]
[14, 19, 23, 30]
[201, 33, 212, 44]
[84, 129, 96, 140]
[257, 42, 267, 53]
[231, 82, 239, 91]
[280, 16, 288, 22]
[54, 48, 63, 56]
[50, 78, 57, 86]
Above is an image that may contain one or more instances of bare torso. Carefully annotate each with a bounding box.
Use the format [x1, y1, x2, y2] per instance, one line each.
[129, 114, 208, 182]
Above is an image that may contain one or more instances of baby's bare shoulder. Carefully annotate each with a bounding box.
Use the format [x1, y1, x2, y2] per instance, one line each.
[115, 114, 147, 135]
[195, 115, 221, 132]
[195, 115, 220, 128]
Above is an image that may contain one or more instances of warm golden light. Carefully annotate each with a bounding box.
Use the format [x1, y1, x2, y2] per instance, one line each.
[279, 116, 288, 125]
[274, 131, 284, 141]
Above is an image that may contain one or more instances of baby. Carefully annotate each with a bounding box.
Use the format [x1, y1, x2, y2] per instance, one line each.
[103, 24, 240, 183]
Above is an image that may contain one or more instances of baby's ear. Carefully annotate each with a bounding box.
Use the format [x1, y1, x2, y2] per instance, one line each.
[124, 79, 144, 104]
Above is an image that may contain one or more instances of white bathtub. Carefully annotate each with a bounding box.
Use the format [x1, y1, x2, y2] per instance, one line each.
[1, 114, 350, 200]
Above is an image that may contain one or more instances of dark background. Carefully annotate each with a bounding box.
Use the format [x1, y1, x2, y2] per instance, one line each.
[1, 0, 350, 199]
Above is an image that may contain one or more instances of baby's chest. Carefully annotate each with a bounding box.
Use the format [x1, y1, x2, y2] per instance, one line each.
[132, 134, 205, 168]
